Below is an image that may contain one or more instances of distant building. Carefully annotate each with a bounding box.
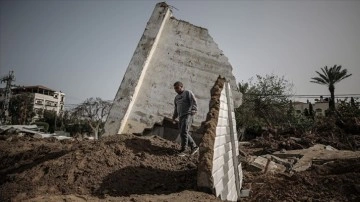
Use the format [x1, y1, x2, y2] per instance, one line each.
[1, 85, 65, 119]
[293, 96, 338, 116]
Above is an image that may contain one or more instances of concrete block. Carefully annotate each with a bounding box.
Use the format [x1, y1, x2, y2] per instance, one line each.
[220, 94, 226, 102]
[239, 141, 251, 146]
[212, 155, 225, 173]
[249, 156, 275, 172]
[212, 166, 225, 185]
[214, 135, 226, 147]
[240, 189, 250, 198]
[232, 192, 238, 201]
[213, 144, 225, 161]
[215, 127, 223, 137]
[214, 179, 224, 197]
[214, 142, 232, 159]
[227, 164, 235, 181]
[257, 156, 286, 173]
[226, 175, 236, 200]
[264, 154, 293, 169]
[238, 163, 243, 188]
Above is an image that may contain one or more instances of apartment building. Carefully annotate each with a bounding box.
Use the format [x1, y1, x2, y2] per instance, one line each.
[294, 97, 338, 116]
[11, 85, 65, 117]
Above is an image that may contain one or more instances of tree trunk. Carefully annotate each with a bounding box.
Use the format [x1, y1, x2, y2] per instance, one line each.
[88, 121, 100, 140]
[94, 129, 98, 140]
[329, 84, 335, 111]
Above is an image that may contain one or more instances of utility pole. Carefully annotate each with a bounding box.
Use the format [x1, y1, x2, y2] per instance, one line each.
[1, 71, 16, 124]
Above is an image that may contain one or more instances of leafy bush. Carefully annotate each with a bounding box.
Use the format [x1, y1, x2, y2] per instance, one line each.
[34, 122, 49, 132]
[236, 74, 298, 139]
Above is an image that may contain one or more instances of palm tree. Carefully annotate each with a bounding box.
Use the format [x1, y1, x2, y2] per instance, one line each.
[311, 65, 352, 111]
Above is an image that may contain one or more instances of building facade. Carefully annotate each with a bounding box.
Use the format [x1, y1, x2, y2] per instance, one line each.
[294, 97, 338, 116]
[9, 85, 65, 118]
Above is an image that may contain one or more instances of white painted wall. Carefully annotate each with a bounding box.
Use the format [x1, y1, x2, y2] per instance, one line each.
[104, 2, 241, 136]
[211, 84, 242, 201]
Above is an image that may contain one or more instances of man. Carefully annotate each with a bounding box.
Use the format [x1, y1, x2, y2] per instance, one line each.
[172, 81, 199, 157]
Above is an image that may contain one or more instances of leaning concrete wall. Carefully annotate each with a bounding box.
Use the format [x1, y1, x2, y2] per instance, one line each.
[104, 2, 241, 136]
[198, 77, 243, 201]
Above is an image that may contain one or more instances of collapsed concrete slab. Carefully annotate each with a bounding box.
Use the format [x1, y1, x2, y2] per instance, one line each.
[273, 144, 360, 172]
[103, 2, 241, 136]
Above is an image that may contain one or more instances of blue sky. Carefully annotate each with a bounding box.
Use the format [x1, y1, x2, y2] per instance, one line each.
[1, 0, 359, 106]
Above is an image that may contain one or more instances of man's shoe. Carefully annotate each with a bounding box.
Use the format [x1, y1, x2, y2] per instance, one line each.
[190, 146, 199, 155]
[178, 151, 187, 157]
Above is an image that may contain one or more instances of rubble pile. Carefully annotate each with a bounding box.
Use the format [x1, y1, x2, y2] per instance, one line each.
[1, 122, 359, 201]
[240, 129, 360, 201]
[241, 157, 360, 201]
[0, 134, 220, 201]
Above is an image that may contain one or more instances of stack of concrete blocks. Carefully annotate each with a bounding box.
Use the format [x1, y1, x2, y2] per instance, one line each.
[198, 77, 243, 202]
[212, 82, 242, 201]
[103, 2, 241, 136]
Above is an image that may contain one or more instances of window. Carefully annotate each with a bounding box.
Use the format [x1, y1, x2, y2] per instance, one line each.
[36, 100, 43, 105]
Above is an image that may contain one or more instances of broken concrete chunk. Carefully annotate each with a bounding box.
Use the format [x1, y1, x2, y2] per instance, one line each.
[325, 145, 338, 151]
[239, 141, 251, 146]
[240, 189, 250, 198]
[263, 154, 294, 169]
[248, 156, 286, 173]
[290, 137, 302, 142]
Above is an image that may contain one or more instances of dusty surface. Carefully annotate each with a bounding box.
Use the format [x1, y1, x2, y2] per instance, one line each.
[1, 125, 360, 201]
[26, 190, 219, 202]
[0, 134, 220, 202]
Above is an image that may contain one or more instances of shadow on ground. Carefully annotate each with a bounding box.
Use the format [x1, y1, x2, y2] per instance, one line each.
[0, 149, 70, 185]
[124, 138, 178, 156]
[95, 166, 197, 197]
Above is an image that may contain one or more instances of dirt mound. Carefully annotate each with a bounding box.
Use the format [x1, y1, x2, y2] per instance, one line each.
[0, 134, 215, 201]
[242, 158, 360, 201]
[26, 190, 220, 202]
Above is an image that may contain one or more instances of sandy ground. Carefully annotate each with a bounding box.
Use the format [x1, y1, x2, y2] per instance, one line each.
[1, 131, 359, 201]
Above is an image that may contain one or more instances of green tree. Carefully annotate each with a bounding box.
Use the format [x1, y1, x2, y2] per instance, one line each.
[72, 97, 111, 139]
[238, 82, 249, 95]
[38, 110, 61, 133]
[236, 74, 293, 130]
[311, 65, 352, 111]
[308, 103, 314, 119]
[351, 97, 356, 108]
[9, 93, 35, 124]
[303, 108, 309, 117]
[337, 97, 360, 118]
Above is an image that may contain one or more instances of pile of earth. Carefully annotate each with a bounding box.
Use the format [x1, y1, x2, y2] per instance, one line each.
[2, 130, 360, 201]
[0, 134, 220, 201]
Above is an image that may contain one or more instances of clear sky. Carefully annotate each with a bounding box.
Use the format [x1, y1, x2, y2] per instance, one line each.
[1, 0, 359, 106]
